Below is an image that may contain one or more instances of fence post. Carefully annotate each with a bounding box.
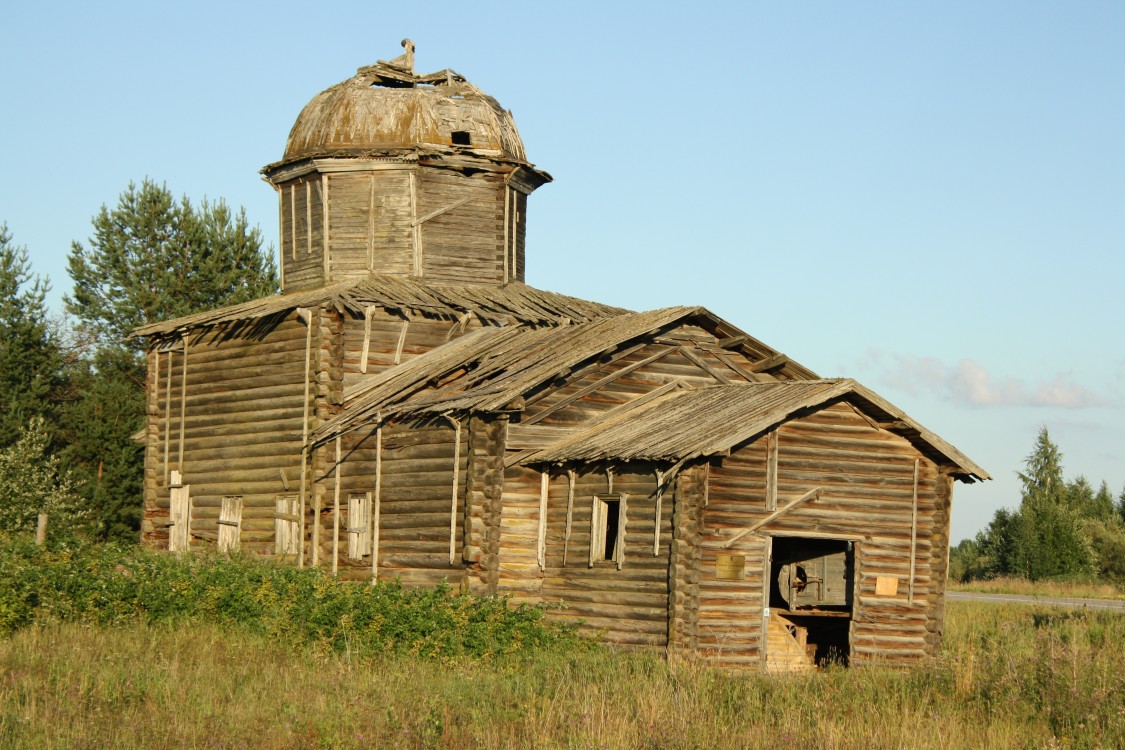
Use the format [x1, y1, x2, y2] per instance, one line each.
[36, 513, 48, 546]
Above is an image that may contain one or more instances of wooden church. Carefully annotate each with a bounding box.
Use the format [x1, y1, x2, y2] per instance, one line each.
[134, 42, 988, 672]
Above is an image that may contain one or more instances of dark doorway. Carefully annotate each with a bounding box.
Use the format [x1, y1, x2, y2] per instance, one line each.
[769, 536, 854, 666]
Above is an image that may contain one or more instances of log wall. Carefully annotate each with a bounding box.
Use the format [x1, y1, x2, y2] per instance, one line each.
[279, 175, 326, 291]
[141, 313, 311, 555]
[699, 401, 947, 668]
[538, 467, 672, 647]
[329, 419, 470, 587]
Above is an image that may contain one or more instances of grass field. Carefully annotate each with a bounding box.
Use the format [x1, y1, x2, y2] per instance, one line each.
[2, 599, 1123, 749]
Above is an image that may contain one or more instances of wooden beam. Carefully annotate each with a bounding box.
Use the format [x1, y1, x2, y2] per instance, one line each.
[718, 335, 748, 349]
[393, 318, 409, 365]
[653, 470, 663, 557]
[750, 353, 789, 373]
[679, 346, 732, 384]
[411, 195, 474, 227]
[537, 471, 549, 570]
[332, 436, 341, 575]
[522, 347, 674, 425]
[360, 306, 375, 374]
[765, 430, 779, 511]
[372, 424, 382, 582]
[563, 469, 575, 566]
[296, 307, 313, 568]
[409, 172, 421, 276]
[723, 487, 822, 548]
[322, 174, 331, 280]
[448, 417, 461, 566]
[178, 336, 187, 473]
[909, 458, 919, 604]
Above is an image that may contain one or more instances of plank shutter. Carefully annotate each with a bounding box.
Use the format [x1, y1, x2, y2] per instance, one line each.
[274, 494, 300, 557]
[347, 492, 372, 559]
[218, 496, 243, 553]
[169, 482, 192, 553]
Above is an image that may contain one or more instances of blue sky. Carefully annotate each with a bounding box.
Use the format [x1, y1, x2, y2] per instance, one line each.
[1, 1, 1122, 543]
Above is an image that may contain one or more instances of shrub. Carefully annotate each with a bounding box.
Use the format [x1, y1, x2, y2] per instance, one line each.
[0, 536, 590, 659]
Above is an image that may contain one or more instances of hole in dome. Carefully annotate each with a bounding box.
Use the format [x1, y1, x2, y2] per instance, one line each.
[451, 131, 472, 146]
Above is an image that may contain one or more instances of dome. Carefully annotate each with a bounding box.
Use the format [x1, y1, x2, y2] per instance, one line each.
[281, 50, 528, 164]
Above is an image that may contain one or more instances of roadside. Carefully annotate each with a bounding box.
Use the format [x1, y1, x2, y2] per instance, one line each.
[947, 591, 1125, 611]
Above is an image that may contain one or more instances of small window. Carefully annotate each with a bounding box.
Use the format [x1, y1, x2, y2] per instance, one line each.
[347, 492, 372, 560]
[451, 130, 472, 146]
[590, 493, 627, 568]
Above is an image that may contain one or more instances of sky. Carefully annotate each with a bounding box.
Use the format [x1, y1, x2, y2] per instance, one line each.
[1, 1, 1122, 543]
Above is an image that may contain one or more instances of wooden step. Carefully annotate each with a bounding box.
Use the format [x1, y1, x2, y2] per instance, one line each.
[766, 614, 814, 674]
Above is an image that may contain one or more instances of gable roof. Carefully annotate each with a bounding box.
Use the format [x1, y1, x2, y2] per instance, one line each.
[525, 380, 989, 482]
[310, 306, 816, 447]
[130, 274, 626, 340]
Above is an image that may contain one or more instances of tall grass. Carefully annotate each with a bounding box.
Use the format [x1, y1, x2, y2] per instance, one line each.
[1, 538, 1123, 749]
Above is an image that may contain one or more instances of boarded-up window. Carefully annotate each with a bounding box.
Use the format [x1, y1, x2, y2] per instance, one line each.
[218, 496, 243, 554]
[347, 492, 372, 560]
[275, 494, 300, 557]
[590, 493, 627, 568]
[169, 484, 192, 552]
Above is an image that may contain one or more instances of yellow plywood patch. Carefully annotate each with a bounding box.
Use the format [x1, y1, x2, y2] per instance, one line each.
[875, 576, 899, 596]
[716, 554, 746, 580]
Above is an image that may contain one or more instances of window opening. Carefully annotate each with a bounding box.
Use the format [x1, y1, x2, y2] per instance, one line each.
[451, 130, 471, 145]
[590, 494, 626, 567]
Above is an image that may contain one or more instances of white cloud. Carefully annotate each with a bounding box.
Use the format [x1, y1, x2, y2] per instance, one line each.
[864, 350, 1113, 409]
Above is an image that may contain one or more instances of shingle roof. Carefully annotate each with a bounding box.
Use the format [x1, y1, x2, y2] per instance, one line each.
[525, 380, 990, 482]
[130, 275, 625, 339]
[311, 306, 816, 446]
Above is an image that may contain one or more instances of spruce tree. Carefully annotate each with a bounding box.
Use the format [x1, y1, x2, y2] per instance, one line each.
[1015, 428, 1093, 579]
[63, 181, 279, 541]
[0, 224, 63, 450]
[66, 179, 278, 351]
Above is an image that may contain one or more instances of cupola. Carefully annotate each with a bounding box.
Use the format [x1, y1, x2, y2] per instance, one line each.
[262, 41, 551, 291]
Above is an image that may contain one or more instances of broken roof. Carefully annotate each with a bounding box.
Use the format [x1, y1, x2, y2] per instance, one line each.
[130, 275, 625, 340]
[310, 306, 817, 447]
[525, 380, 990, 482]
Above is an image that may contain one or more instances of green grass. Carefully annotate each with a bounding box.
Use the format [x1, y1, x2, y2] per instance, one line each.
[2, 537, 1124, 748]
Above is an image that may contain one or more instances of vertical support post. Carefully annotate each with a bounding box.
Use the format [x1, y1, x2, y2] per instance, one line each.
[759, 534, 773, 671]
[322, 174, 331, 280]
[367, 172, 376, 269]
[296, 307, 313, 568]
[306, 180, 312, 256]
[289, 183, 296, 261]
[562, 469, 575, 566]
[409, 171, 421, 276]
[360, 306, 375, 374]
[502, 181, 510, 283]
[606, 467, 614, 494]
[372, 423, 382, 581]
[765, 430, 779, 511]
[617, 492, 628, 570]
[163, 347, 172, 482]
[909, 458, 920, 604]
[393, 318, 409, 365]
[448, 416, 461, 566]
[177, 336, 187, 474]
[332, 436, 342, 575]
[537, 471, 549, 570]
[36, 513, 48, 546]
[654, 469, 664, 556]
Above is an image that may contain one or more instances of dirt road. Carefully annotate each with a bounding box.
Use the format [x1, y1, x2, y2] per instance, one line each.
[947, 591, 1125, 611]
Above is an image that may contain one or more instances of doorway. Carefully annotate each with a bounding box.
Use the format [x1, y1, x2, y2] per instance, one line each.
[768, 536, 854, 667]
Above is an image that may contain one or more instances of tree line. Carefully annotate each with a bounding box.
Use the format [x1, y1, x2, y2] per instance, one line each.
[950, 428, 1125, 583]
[0, 180, 277, 542]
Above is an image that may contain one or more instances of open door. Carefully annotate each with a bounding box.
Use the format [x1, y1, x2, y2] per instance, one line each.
[765, 536, 854, 670]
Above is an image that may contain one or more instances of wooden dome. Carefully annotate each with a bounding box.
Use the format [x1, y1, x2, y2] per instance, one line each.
[281, 55, 528, 165]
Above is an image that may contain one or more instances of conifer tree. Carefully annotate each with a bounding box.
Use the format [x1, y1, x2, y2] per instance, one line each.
[66, 179, 278, 351]
[0, 224, 63, 450]
[62, 181, 279, 540]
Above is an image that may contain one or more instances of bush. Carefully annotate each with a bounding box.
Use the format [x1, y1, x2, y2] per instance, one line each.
[0, 535, 590, 659]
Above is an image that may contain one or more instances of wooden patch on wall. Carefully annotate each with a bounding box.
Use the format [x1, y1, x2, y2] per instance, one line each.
[716, 554, 746, 580]
[875, 576, 899, 596]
